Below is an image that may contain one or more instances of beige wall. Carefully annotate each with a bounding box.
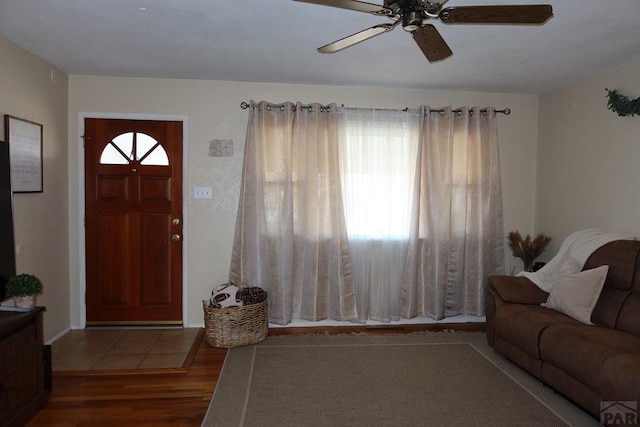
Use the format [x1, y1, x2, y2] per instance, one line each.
[536, 59, 640, 257]
[4, 26, 637, 335]
[68, 76, 540, 327]
[0, 35, 70, 342]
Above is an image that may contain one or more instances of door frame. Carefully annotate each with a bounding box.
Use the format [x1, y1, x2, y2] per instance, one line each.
[77, 112, 189, 329]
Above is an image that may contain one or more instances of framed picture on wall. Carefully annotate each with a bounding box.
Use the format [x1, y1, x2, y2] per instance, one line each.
[4, 115, 43, 193]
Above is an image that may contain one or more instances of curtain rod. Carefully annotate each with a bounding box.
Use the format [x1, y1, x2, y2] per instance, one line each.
[239, 101, 510, 115]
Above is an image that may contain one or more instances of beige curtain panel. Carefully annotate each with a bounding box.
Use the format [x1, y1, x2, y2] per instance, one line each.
[401, 106, 505, 320]
[229, 101, 357, 325]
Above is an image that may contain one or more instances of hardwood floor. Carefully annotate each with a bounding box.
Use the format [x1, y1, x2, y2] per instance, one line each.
[27, 323, 483, 426]
[27, 338, 227, 427]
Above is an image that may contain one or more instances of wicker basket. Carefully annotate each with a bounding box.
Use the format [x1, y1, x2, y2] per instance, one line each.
[202, 297, 268, 348]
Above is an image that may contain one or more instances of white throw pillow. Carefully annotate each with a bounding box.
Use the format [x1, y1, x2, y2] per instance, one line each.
[541, 265, 609, 324]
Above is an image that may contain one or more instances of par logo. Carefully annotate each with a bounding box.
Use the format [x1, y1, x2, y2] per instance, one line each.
[601, 401, 638, 425]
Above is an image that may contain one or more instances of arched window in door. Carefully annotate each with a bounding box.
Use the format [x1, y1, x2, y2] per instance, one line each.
[100, 132, 169, 166]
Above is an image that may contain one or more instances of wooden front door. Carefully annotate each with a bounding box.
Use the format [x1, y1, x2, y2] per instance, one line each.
[84, 119, 183, 325]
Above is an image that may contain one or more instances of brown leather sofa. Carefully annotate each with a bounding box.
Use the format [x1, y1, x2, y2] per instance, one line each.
[486, 239, 640, 420]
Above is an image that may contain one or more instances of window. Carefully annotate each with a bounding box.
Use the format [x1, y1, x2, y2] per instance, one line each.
[100, 132, 169, 166]
[232, 103, 503, 324]
[339, 111, 419, 241]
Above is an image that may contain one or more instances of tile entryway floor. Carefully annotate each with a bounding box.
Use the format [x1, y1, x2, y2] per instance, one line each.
[51, 327, 203, 372]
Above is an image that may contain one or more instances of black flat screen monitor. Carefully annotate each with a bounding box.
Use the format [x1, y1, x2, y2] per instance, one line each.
[0, 140, 17, 301]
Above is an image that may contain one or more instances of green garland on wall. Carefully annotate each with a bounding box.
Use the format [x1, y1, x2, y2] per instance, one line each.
[605, 88, 640, 117]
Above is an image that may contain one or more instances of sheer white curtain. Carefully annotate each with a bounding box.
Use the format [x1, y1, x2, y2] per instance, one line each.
[338, 108, 420, 323]
[229, 101, 357, 325]
[401, 106, 504, 319]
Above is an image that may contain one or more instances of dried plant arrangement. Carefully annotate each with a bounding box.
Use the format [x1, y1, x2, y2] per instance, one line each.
[507, 230, 552, 272]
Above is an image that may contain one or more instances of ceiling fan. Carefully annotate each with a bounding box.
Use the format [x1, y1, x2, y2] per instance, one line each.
[294, 0, 553, 62]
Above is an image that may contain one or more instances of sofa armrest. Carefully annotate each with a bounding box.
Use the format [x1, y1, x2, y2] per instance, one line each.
[487, 275, 549, 305]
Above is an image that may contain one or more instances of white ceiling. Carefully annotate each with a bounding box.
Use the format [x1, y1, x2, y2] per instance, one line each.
[0, 0, 639, 94]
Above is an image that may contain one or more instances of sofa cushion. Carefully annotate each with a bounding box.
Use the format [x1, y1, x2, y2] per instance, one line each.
[592, 287, 631, 329]
[494, 304, 581, 358]
[583, 240, 638, 291]
[617, 293, 640, 336]
[601, 354, 640, 402]
[542, 265, 608, 324]
[539, 324, 640, 392]
[584, 240, 640, 328]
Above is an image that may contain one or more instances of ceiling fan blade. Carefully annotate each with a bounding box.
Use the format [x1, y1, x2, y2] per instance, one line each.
[412, 25, 453, 62]
[293, 0, 392, 16]
[318, 23, 396, 53]
[440, 5, 553, 24]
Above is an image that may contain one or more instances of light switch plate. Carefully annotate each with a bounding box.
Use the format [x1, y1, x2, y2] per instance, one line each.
[194, 186, 212, 199]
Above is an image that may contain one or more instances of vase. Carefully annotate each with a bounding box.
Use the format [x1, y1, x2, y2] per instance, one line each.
[14, 295, 37, 309]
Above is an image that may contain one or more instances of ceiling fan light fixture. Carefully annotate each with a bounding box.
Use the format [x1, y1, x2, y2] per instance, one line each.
[402, 11, 422, 32]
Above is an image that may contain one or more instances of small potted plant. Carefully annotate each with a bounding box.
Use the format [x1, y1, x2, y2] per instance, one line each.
[6, 273, 43, 309]
[507, 230, 552, 273]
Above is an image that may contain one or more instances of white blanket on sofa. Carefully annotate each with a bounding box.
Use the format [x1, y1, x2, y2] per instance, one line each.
[519, 228, 637, 292]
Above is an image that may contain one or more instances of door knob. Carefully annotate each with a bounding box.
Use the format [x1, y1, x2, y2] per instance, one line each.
[171, 234, 181, 242]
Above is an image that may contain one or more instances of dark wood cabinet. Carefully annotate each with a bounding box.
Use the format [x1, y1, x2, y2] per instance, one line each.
[0, 307, 48, 427]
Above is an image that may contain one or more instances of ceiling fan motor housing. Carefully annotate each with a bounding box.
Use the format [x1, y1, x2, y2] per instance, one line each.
[384, 0, 430, 31]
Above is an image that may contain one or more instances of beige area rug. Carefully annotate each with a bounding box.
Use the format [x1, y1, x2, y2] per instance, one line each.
[52, 327, 204, 375]
[203, 333, 600, 427]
